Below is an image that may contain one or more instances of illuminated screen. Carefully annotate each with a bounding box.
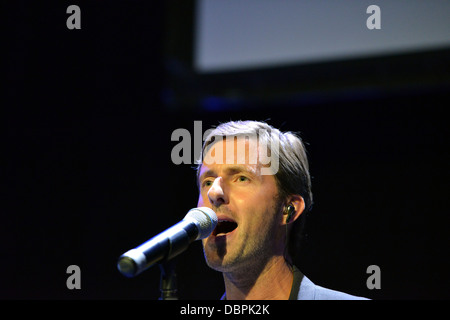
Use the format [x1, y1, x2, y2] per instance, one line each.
[195, 0, 450, 73]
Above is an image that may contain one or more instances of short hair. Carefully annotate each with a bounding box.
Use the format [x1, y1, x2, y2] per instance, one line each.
[195, 120, 313, 261]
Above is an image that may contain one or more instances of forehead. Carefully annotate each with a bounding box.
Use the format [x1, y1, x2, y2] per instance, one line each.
[198, 136, 262, 180]
[203, 136, 260, 166]
[199, 134, 279, 178]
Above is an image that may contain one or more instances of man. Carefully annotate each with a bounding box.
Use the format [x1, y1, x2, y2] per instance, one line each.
[196, 120, 367, 300]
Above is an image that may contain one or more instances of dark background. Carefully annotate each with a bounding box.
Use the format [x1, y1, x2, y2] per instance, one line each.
[3, 1, 449, 299]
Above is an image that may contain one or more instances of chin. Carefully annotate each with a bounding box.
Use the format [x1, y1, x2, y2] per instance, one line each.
[205, 259, 227, 272]
[203, 248, 224, 270]
[202, 247, 232, 272]
[203, 249, 249, 274]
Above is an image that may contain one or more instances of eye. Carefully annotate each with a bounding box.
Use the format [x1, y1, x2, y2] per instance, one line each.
[237, 176, 249, 182]
[201, 179, 213, 189]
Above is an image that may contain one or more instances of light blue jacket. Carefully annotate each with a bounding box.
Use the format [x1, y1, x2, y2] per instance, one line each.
[297, 275, 369, 300]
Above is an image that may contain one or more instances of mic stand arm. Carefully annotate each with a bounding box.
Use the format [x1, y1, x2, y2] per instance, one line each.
[158, 260, 178, 300]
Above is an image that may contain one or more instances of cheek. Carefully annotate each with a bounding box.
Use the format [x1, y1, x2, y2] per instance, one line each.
[197, 194, 205, 206]
[197, 192, 212, 207]
[249, 199, 281, 230]
[242, 203, 275, 232]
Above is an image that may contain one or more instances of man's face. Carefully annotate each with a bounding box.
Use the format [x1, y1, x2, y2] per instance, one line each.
[197, 136, 284, 273]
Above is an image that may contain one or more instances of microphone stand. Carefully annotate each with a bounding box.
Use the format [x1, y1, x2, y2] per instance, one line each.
[158, 260, 178, 300]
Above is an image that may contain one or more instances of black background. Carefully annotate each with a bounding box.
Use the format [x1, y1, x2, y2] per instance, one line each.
[3, 1, 449, 300]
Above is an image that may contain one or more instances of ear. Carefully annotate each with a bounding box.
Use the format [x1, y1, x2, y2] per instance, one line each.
[282, 195, 305, 225]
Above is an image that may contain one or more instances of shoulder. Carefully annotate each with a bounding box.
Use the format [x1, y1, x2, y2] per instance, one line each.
[297, 275, 369, 300]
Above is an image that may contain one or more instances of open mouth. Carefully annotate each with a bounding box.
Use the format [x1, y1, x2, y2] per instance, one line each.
[213, 219, 238, 236]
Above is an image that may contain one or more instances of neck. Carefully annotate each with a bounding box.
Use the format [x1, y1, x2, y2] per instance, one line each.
[222, 255, 293, 300]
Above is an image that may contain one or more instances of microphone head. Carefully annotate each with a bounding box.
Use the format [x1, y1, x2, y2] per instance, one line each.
[184, 207, 218, 240]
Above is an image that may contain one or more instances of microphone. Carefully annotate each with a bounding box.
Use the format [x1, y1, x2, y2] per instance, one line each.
[117, 207, 217, 278]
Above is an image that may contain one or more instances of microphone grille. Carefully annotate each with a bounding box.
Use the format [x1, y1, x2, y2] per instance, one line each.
[184, 207, 218, 239]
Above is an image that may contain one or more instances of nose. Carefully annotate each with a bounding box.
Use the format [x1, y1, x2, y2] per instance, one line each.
[207, 177, 227, 207]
